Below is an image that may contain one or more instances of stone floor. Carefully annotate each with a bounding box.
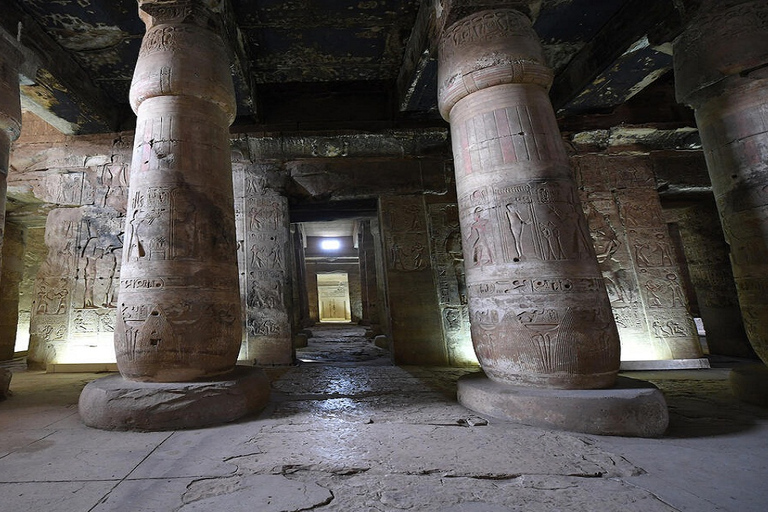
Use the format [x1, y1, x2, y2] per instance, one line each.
[1, 326, 767, 511]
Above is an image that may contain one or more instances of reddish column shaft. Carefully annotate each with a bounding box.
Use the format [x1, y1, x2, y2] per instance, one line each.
[438, 10, 620, 388]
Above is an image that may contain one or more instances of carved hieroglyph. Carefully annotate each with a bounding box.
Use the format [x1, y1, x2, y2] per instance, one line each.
[575, 155, 702, 361]
[115, 1, 241, 381]
[234, 166, 293, 366]
[675, 0, 768, 363]
[438, 9, 620, 388]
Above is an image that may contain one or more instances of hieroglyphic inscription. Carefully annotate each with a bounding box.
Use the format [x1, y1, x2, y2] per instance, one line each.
[382, 197, 431, 273]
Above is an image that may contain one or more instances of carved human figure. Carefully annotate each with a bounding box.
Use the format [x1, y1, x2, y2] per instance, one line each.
[466, 208, 493, 267]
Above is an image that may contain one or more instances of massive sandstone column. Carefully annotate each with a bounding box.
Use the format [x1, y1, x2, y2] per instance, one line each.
[115, 1, 241, 381]
[674, 0, 768, 367]
[0, 37, 22, 361]
[438, 10, 619, 388]
[80, 0, 268, 430]
[438, 9, 667, 436]
[0, 36, 22, 285]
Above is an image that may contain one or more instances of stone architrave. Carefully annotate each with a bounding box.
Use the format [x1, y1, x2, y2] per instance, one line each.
[575, 155, 705, 367]
[379, 195, 447, 365]
[674, 0, 768, 364]
[438, 9, 620, 389]
[672, 201, 755, 358]
[427, 200, 474, 365]
[0, 36, 22, 283]
[113, 1, 243, 381]
[236, 166, 293, 366]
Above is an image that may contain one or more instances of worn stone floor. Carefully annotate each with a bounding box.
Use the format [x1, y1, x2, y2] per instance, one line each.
[1, 327, 767, 511]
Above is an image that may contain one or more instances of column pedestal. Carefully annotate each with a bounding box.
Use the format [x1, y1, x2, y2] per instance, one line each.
[79, 366, 269, 431]
[439, 9, 667, 435]
[458, 374, 668, 437]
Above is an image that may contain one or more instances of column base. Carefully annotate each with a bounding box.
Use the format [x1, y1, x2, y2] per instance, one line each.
[730, 363, 768, 406]
[620, 358, 710, 371]
[78, 366, 270, 431]
[457, 373, 669, 437]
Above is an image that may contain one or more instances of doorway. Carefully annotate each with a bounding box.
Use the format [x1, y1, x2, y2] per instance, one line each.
[317, 272, 351, 323]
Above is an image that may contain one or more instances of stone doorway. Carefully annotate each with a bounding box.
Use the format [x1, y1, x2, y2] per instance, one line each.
[317, 272, 351, 323]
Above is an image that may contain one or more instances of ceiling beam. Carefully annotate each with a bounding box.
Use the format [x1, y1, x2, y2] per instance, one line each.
[550, 0, 683, 115]
[3, 2, 119, 134]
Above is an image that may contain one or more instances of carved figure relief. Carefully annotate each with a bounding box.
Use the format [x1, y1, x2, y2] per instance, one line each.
[466, 208, 494, 267]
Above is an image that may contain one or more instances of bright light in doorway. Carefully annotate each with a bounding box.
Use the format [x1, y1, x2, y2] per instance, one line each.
[320, 239, 341, 250]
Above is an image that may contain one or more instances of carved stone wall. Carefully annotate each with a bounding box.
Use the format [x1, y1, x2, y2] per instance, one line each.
[427, 199, 474, 366]
[28, 207, 123, 367]
[234, 165, 293, 366]
[574, 154, 702, 362]
[379, 195, 447, 365]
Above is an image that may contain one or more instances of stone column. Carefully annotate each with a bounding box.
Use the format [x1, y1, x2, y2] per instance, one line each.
[439, 9, 667, 435]
[674, 0, 768, 403]
[0, 222, 23, 361]
[0, 36, 22, 284]
[672, 201, 754, 358]
[359, 219, 381, 331]
[79, 0, 268, 430]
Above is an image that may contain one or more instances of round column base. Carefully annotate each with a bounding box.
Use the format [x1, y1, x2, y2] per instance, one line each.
[730, 363, 768, 406]
[457, 373, 669, 437]
[78, 366, 270, 431]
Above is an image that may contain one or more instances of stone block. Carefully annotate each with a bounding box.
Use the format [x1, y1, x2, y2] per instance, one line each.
[0, 368, 11, 399]
[293, 333, 308, 348]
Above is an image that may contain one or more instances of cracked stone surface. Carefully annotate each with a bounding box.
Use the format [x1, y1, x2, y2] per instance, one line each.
[1, 340, 768, 511]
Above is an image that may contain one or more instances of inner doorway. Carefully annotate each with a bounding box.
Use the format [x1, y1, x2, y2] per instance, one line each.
[317, 272, 351, 323]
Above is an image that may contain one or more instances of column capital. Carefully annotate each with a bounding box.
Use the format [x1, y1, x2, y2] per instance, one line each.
[674, 0, 768, 107]
[130, 0, 236, 120]
[0, 35, 22, 143]
[138, 0, 224, 30]
[437, 8, 553, 121]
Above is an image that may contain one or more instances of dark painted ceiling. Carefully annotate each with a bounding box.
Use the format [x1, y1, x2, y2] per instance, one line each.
[3, 0, 692, 134]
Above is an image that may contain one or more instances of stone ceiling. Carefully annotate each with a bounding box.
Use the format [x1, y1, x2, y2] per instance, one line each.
[3, 0, 694, 134]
